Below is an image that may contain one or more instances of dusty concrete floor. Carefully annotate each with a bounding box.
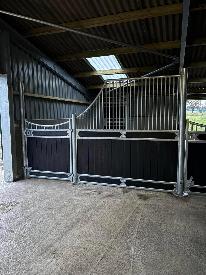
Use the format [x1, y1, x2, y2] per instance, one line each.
[0, 176, 205, 275]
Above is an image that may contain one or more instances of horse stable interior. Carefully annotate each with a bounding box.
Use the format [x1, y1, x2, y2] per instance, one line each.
[0, 1, 206, 274]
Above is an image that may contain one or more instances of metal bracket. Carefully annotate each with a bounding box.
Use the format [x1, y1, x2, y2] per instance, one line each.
[120, 131, 126, 138]
[76, 130, 80, 139]
[120, 178, 127, 187]
[175, 132, 179, 140]
[71, 173, 79, 185]
[25, 129, 33, 137]
[67, 173, 73, 181]
[66, 130, 71, 137]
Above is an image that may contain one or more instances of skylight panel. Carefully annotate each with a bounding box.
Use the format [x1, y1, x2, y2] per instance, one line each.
[101, 74, 128, 80]
[86, 55, 127, 80]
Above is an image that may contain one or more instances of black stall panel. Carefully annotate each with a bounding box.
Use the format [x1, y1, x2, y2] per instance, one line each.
[77, 139, 178, 182]
[187, 142, 206, 193]
[27, 137, 70, 173]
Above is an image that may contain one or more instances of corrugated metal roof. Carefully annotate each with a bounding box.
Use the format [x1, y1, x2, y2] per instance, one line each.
[0, 0, 205, 93]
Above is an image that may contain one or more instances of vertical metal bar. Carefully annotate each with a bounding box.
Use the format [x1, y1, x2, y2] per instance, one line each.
[125, 80, 128, 130]
[69, 120, 73, 174]
[19, 82, 28, 178]
[136, 80, 139, 130]
[109, 84, 111, 129]
[140, 79, 143, 130]
[163, 77, 166, 130]
[151, 78, 154, 130]
[144, 79, 147, 130]
[112, 81, 115, 130]
[147, 78, 150, 130]
[105, 84, 108, 129]
[160, 78, 163, 130]
[156, 78, 158, 130]
[95, 99, 98, 129]
[129, 80, 132, 130]
[176, 77, 179, 130]
[72, 114, 78, 184]
[176, 68, 187, 196]
[119, 81, 121, 130]
[102, 90, 104, 128]
[116, 81, 118, 129]
[123, 81, 125, 129]
[168, 77, 171, 130]
[171, 77, 175, 130]
[98, 93, 101, 129]
[89, 108, 92, 129]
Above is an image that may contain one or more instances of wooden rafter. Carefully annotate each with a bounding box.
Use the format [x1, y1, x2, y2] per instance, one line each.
[55, 38, 206, 62]
[74, 67, 154, 77]
[25, 3, 206, 38]
[26, 3, 182, 37]
[13, 92, 89, 105]
[56, 40, 180, 62]
[74, 61, 206, 78]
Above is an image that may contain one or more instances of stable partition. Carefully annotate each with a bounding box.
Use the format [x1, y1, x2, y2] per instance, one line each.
[74, 74, 183, 194]
[23, 73, 196, 197]
[77, 130, 178, 192]
[24, 119, 72, 180]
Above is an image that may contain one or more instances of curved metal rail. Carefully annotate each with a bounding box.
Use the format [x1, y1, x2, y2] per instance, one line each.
[77, 75, 180, 131]
[25, 119, 71, 130]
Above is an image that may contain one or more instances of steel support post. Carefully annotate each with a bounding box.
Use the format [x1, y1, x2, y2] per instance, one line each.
[176, 68, 187, 196]
[72, 113, 78, 184]
[19, 82, 28, 178]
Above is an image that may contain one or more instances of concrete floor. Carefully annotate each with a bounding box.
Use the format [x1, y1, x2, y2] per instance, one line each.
[0, 176, 205, 275]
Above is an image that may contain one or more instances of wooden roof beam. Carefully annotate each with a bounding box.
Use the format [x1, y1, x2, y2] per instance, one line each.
[14, 91, 89, 105]
[75, 61, 206, 78]
[26, 3, 182, 37]
[56, 40, 180, 62]
[55, 38, 206, 62]
[25, 3, 206, 38]
[74, 66, 154, 77]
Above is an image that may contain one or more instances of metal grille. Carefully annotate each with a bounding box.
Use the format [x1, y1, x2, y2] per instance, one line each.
[77, 75, 180, 130]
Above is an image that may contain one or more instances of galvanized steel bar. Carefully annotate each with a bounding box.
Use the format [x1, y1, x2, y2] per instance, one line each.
[19, 81, 28, 178]
[72, 114, 78, 184]
[176, 68, 187, 196]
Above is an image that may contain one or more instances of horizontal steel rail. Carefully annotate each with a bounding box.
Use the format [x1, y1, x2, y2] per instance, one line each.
[78, 174, 176, 185]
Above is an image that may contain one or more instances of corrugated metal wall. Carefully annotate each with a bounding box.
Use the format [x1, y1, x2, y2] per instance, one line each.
[11, 44, 88, 121]
[0, 19, 90, 179]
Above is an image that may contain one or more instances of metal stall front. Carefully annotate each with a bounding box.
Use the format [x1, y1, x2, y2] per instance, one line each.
[22, 72, 196, 197]
[75, 74, 186, 196]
